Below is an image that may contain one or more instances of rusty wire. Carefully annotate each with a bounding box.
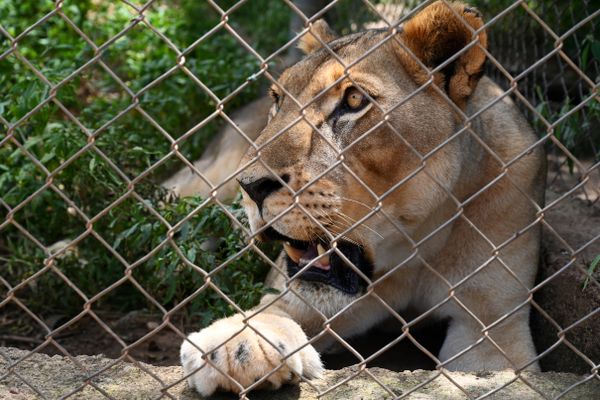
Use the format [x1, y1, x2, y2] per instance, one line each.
[1, 0, 599, 399]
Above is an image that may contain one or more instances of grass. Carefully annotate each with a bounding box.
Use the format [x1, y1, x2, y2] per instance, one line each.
[583, 255, 600, 291]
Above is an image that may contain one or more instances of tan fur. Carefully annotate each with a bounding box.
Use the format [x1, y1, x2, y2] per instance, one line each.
[399, 1, 487, 109]
[181, 2, 545, 395]
[297, 19, 338, 54]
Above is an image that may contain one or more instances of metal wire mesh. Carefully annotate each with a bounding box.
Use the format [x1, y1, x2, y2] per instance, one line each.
[1, 0, 598, 399]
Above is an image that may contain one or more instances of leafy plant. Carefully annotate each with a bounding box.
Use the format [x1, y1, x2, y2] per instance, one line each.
[0, 0, 287, 326]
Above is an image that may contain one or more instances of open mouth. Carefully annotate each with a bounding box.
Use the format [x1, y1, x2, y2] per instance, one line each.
[262, 227, 373, 295]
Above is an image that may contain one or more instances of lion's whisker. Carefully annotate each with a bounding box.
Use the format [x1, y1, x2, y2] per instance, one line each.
[311, 209, 362, 246]
[309, 206, 374, 245]
[334, 210, 384, 239]
[338, 197, 383, 217]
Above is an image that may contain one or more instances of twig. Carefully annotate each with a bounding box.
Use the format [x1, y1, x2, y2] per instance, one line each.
[0, 335, 42, 345]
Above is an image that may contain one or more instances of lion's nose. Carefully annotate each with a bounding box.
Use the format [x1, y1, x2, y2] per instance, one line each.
[239, 174, 289, 210]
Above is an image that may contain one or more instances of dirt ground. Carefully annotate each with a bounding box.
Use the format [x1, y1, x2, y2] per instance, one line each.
[530, 156, 600, 374]
[0, 308, 184, 366]
[0, 305, 445, 370]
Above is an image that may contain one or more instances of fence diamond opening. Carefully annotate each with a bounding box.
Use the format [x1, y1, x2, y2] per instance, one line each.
[1, 0, 598, 399]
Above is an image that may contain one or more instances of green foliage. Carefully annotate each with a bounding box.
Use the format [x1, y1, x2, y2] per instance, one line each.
[477, 1, 599, 155]
[531, 33, 600, 161]
[583, 254, 600, 290]
[533, 84, 600, 162]
[0, 0, 288, 324]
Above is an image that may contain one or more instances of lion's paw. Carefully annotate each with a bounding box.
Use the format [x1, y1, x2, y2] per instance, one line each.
[180, 313, 323, 396]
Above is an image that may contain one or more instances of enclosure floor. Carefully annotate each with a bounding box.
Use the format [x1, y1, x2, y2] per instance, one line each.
[1, 309, 445, 370]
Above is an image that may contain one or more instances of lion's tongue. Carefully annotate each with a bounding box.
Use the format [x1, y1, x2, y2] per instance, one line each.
[296, 244, 331, 271]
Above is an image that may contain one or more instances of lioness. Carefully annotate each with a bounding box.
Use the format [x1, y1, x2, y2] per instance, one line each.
[180, 1, 545, 396]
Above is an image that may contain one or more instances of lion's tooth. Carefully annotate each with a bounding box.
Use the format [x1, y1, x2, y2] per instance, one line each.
[317, 244, 330, 266]
[317, 243, 326, 255]
[283, 243, 302, 264]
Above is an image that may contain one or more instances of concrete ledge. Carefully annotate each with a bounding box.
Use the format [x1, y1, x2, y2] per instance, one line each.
[2, 347, 598, 399]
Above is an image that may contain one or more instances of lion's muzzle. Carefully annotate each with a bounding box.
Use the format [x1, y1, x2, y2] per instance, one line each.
[263, 227, 373, 295]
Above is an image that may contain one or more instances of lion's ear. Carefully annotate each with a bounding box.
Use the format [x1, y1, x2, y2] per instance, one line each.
[298, 20, 338, 54]
[398, 1, 487, 109]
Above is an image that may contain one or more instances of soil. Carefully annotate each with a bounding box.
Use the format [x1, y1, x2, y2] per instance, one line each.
[0, 306, 445, 371]
[529, 156, 600, 374]
[0, 308, 185, 366]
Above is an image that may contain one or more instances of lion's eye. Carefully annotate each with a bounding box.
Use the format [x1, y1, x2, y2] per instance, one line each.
[328, 86, 372, 129]
[344, 87, 366, 110]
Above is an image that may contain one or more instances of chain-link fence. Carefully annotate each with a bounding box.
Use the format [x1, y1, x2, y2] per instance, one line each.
[1, 0, 599, 399]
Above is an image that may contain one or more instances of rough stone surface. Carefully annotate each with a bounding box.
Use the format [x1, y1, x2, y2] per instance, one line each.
[2, 347, 599, 400]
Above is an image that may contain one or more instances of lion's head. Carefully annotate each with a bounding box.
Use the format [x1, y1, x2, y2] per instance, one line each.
[238, 2, 488, 305]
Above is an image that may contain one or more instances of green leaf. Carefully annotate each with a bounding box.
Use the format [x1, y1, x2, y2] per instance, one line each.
[113, 222, 140, 249]
[583, 254, 600, 290]
[179, 221, 190, 241]
[591, 40, 600, 61]
[186, 247, 197, 264]
[39, 152, 55, 164]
